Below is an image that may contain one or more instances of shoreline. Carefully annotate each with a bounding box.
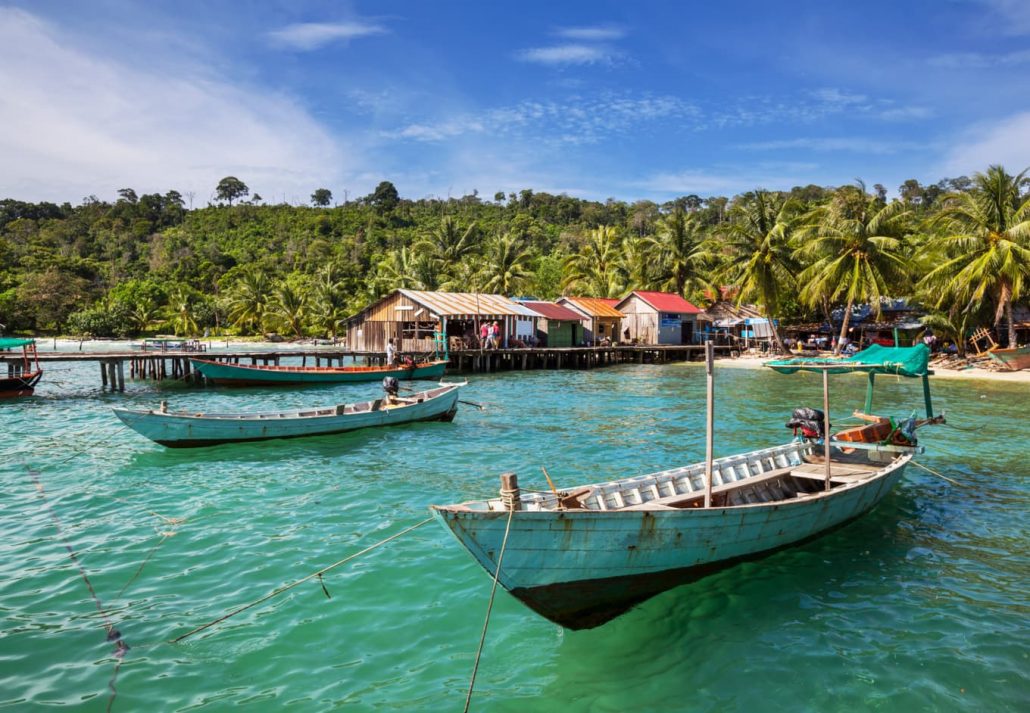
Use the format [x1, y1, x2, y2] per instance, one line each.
[711, 354, 1030, 384]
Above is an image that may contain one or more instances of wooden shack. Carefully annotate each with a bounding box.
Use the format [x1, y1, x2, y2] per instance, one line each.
[345, 289, 538, 353]
[614, 291, 701, 345]
[557, 297, 624, 345]
[520, 301, 585, 347]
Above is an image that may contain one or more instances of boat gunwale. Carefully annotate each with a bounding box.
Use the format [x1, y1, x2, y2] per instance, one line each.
[189, 357, 449, 374]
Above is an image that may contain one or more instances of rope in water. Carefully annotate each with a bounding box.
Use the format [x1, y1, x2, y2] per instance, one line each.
[910, 459, 966, 488]
[170, 517, 434, 643]
[463, 505, 516, 713]
[29, 469, 128, 713]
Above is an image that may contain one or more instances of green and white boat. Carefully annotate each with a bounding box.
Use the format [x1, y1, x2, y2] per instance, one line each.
[432, 344, 942, 629]
[114, 382, 463, 448]
[190, 357, 448, 385]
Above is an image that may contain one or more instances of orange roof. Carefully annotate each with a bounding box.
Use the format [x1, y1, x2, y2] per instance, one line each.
[560, 296, 625, 318]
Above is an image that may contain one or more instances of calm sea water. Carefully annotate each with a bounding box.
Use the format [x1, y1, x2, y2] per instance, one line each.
[1, 355, 1026, 711]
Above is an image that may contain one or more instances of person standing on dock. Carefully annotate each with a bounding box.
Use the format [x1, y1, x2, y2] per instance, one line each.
[480, 322, 490, 349]
[491, 321, 501, 349]
[386, 338, 397, 366]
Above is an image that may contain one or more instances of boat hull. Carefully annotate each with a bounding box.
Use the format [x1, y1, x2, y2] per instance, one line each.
[0, 370, 42, 398]
[190, 358, 448, 385]
[988, 346, 1030, 371]
[432, 456, 907, 629]
[114, 385, 460, 447]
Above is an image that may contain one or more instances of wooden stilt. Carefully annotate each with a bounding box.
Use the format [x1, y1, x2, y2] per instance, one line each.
[704, 341, 715, 508]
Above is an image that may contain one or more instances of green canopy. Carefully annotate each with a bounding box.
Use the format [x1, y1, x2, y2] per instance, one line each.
[0, 337, 35, 349]
[764, 343, 930, 378]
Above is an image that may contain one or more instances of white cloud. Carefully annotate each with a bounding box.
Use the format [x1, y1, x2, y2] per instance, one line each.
[0, 7, 348, 203]
[556, 26, 625, 41]
[736, 138, 904, 154]
[516, 44, 612, 65]
[928, 49, 1030, 68]
[267, 21, 386, 51]
[635, 168, 813, 196]
[942, 111, 1030, 175]
[982, 0, 1030, 35]
[879, 105, 934, 121]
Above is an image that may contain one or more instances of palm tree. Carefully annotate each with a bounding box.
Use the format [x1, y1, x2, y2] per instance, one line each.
[166, 287, 198, 337]
[718, 192, 799, 353]
[646, 207, 715, 302]
[797, 184, 913, 354]
[374, 246, 439, 292]
[416, 216, 479, 272]
[130, 298, 160, 336]
[310, 264, 348, 340]
[482, 232, 533, 295]
[227, 270, 272, 335]
[562, 225, 626, 298]
[919, 165, 1030, 347]
[271, 282, 306, 338]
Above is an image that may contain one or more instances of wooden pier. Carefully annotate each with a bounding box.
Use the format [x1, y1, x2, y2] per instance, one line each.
[1, 344, 733, 391]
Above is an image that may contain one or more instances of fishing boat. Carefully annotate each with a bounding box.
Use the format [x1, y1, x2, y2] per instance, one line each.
[114, 381, 463, 448]
[189, 357, 448, 385]
[0, 338, 43, 398]
[988, 345, 1030, 371]
[432, 344, 942, 629]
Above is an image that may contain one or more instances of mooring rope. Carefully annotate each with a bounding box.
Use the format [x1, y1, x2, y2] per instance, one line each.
[463, 505, 516, 713]
[170, 517, 434, 643]
[29, 469, 128, 712]
[910, 459, 966, 488]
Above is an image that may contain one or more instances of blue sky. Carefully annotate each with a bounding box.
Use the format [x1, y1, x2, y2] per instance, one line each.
[2, 0, 1029, 204]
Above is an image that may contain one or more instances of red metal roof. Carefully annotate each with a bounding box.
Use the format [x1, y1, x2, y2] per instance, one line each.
[620, 291, 702, 314]
[522, 301, 584, 322]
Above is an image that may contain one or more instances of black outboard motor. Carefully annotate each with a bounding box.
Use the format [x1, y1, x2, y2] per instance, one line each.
[786, 407, 828, 439]
[382, 376, 399, 396]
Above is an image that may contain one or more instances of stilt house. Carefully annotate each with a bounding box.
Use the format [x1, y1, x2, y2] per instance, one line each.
[614, 291, 702, 345]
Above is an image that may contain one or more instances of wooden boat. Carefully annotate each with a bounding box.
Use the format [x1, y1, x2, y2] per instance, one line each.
[431, 344, 942, 629]
[113, 382, 463, 448]
[189, 357, 448, 385]
[0, 338, 43, 398]
[988, 345, 1030, 371]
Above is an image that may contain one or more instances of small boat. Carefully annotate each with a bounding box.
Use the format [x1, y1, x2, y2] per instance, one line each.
[988, 345, 1030, 371]
[0, 338, 43, 398]
[114, 382, 463, 448]
[190, 357, 448, 385]
[431, 344, 942, 629]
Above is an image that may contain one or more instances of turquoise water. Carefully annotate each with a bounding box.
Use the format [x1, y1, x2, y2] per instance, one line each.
[1, 359, 1026, 711]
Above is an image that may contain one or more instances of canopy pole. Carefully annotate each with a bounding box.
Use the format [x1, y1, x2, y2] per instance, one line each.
[823, 369, 831, 491]
[921, 374, 934, 418]
[864, 372, 875, 413]
[704, 341, 715, 508]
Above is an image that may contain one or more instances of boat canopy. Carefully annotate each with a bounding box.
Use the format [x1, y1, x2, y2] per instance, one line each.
[764, 343, 930, 378]
[0, 337, 35, 349]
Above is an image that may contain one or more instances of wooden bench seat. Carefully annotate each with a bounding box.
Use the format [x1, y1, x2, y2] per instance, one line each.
[621, 465, 798, 510]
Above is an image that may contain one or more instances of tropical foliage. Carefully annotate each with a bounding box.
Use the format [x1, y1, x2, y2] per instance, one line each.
[2, 169, 1028, 351]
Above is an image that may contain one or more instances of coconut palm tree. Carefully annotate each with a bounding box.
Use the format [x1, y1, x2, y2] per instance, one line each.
[416, 216, 479, 272]
[271, 282, 306, 338]
[646, 207, 714, 301]
[919, 165, 1030, 347]
[562, 225, 626, 298]
[718, 192, 800, 353]
[130, 298, 161, 336]
[482, 232, 533, 295]
[226, 270, 272, 335]
[310, 264, 348, 340]
[796, 184, 913, 354]
[374, 246, 440, 292]
[166, 287, 198, 337]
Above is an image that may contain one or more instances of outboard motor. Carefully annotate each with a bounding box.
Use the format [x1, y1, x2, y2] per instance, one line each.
[382, 376, 399, 396]
[786, 407, 828, 439]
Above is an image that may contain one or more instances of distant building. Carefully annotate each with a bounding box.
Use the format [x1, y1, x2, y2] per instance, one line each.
[345, 289, 538, 352]
[520, 301, 585, 347]
[614, 291, 702, 345]
[556, 297, 624, 345]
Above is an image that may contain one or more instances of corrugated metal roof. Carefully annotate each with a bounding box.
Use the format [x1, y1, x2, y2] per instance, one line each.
[397, 289, 536, 318]
[521, 301, 584, 322]
[621, 291, 702, 314]
[560, 297, 625, 318]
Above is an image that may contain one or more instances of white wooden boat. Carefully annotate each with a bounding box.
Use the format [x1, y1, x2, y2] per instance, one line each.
[432, 344, 942, 629]
[114, 382, 463, 448]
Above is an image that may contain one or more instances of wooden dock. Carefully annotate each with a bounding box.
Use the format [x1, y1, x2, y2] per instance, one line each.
[1, 344, 733, 391]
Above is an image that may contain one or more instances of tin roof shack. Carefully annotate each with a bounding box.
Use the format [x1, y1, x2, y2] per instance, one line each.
[346, 290, 538, 353]
[521, 301, 585, 347]
[556, 297, 624, 345]
[614, 291, 702, 345]
[698, 301, 775, 348]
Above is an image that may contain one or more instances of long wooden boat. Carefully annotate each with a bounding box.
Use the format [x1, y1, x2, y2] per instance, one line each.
[114, 382, 462, 448]
[190, 357, 448, 385]
[0, 338, 43, 398]
[988, 345, 1030, 371]
[432, 343, 942, 629]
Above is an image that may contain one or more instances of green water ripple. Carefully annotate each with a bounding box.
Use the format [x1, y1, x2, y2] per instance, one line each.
[0, 361, 1026, 711]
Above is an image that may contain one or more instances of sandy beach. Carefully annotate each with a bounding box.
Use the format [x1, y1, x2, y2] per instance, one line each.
[714, 354, 1030, 384]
